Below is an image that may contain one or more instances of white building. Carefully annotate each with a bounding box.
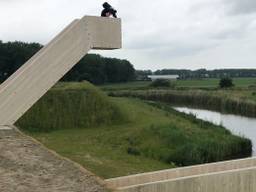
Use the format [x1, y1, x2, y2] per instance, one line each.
[147, 75, 179, 81]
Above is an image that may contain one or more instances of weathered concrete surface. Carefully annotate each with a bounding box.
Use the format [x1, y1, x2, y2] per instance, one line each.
[0, 128, 109, 192]
[0, 16, 121, 126]
[0, 126, 12, 130]
[107, 157, 256, 189]
[85, 16, 122, 50]
[116, 167, 256, 192]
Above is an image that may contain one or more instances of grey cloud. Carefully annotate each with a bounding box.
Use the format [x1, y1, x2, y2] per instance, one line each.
[224, 0, 256, 15]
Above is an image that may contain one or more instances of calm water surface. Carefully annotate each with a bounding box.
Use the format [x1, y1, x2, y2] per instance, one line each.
[174, 107, 256, 156]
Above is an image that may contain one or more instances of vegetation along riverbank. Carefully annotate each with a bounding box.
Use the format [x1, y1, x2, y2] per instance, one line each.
[109, 89, 256, 118]
[17, 82, 252, 178]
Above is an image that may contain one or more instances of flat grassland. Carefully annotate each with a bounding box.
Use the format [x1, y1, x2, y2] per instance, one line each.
[100, 77, 256, 91]
[104, 78, 256, 117]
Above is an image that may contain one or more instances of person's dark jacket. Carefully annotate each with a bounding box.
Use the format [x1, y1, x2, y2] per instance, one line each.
[101, 2, 117, 18]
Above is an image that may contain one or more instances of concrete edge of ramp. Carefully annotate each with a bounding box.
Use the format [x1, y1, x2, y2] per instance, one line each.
[116, 166, 256, 192]
[106, 157, 256, 189]
[10, 126, 111, 191]
[0, 126, 13, 130]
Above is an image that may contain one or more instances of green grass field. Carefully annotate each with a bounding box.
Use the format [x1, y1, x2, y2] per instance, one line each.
[101, 78, 256, 116]
[100, 78, 256, 91]
[27, 98, 175, 178]
[176, 78, 256, 88]
[19, 82, 252, 179]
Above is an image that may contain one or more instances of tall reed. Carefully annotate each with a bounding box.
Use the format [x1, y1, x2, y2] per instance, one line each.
[17, 82, 126, 132]
[109, 90, 256, 117]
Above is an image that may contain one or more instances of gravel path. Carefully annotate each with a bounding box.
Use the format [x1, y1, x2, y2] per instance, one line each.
[0, 128, 109, 192]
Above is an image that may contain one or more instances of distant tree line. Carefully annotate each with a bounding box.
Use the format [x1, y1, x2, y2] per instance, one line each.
[62, 54, 135, 84]
[0, 41, 135, 84]
[136, 69, 256, 80]
[0, 41, 42, 82]
[154, 69, 256, 79]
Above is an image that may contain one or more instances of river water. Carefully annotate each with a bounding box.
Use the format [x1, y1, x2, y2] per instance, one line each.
[174, 107, 256, 156]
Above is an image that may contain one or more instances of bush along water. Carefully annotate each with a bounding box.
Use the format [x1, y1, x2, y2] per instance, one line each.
[109, 90, 256, 118]
[124, 101, 252, 166]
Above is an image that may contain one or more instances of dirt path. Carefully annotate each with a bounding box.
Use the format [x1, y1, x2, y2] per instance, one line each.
[0, 129, 109, 192]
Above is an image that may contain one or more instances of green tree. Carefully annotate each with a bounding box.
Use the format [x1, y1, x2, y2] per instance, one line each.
[219, 77, 234, 88]
[0, 41, 42, 82]
[0, 41, 135, 84]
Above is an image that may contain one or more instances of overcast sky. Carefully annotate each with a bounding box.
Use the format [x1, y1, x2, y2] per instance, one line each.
[0, 0, 256, 70]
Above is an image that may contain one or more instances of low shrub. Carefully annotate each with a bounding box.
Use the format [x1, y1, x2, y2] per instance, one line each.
[219, 77, 234, 88]
[150, 79, 171, 88]
[127, 147, 141, 156]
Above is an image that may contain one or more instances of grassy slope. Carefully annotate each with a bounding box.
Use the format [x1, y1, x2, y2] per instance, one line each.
[17, 82, 251, 179]
[17, 82, 126, 132]
[28, 98, 174, 178]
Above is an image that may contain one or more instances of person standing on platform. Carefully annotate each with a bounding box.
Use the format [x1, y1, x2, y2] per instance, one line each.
[101, 2, 117, 18]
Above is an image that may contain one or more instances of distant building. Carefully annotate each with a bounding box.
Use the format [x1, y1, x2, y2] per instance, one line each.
[148, 75, 179, 81]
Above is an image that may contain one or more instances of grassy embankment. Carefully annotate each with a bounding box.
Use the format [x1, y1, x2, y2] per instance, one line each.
[105, 78, 256, 117]
[17, 82, 252, 179]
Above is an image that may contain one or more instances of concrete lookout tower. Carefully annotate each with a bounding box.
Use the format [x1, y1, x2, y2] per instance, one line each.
[0, 16, 122, 126]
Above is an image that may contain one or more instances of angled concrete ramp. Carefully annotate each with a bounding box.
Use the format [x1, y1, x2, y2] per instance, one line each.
[0, 16, 121, 126]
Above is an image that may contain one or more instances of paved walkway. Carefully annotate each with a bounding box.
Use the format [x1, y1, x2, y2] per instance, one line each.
[0, 128, 109, 192]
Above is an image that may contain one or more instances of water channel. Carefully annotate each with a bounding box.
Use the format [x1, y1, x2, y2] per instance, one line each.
[174, 107, 256, 156]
